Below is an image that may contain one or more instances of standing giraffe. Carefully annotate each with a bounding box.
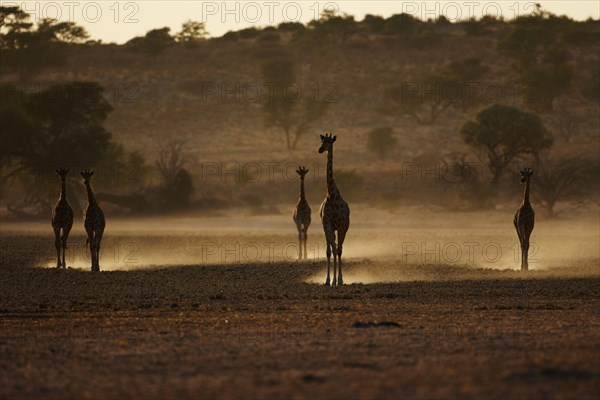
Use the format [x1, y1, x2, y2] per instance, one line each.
[514, 168, 535, 271]
[81, 170, 105, 272]
[51, 168, 73, 269]
[293, 166, 311, 260]
[318, 134, 350, 286]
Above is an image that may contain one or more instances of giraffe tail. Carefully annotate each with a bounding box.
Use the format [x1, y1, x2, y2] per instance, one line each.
[86, 238, 89, 247]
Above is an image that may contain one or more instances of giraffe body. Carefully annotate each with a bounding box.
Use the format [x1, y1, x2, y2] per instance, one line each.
[293, 166, 311, 260]
[51, 168, 73, 269]
[318, 134, 350, 286]
[514, 168, 535, 271]
[81, 170, 105, 272]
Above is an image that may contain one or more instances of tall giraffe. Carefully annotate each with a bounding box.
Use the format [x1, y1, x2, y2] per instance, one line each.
[318, 134, 350, 286]
[80, 170, 105, 272]
[514, 168, 535, 271]
[293, 166, 311, 260]
[51, 168, 73, 269]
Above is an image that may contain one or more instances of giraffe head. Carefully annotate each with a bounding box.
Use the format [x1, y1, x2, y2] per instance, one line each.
[520, 168, 534, 183]
[55, 168, 69, 182]
[318, 133, 336, 154]
[296, 166, 309, 180]
[80, 169, 95, 185]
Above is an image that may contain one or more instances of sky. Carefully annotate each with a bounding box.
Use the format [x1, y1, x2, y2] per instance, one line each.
[3, 1, 600, 43]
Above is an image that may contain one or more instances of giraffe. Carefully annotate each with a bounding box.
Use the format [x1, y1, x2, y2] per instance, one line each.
[318, 133, 350, 286]
[514, 168, 535, 271]
[51, 168, 74, 269]
[80, 170, 105, 272]
[293, 166, 311, 260]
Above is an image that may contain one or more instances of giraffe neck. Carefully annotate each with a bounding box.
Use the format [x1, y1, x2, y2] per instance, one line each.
[523, 178, 530, 206]
[326, 149, 339, 198]
[60, 181, 67, 201]
[299, 178, 306, 201]
[85, 182, 97, 205]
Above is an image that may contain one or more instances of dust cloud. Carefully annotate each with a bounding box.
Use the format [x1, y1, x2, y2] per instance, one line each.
[2, 205, 598, 282]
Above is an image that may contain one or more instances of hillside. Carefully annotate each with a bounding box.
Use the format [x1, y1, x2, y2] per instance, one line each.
[2, 15, 599, 215]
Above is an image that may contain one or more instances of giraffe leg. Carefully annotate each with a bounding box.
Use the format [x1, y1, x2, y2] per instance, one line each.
[296, 223, 303, 261]
[91, 240, 97, 272]
[522, 234, 530, 272]
[331, 239, 338, 287]
[518, 227, 528, 271]
[85, 228, 95, 272]
[53, 228, 61, 269]
[515, 225, 523, 270]
[303, 227, 308, 260]
[61, 228, 70, 269]
[325, 242, 331, 286]
[323, 224, 335, 286]
[337, 229, 347, 286]
[95, 230, 104, 272]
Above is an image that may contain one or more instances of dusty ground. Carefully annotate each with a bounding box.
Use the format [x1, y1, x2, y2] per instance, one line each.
[1, 213, 599, 399]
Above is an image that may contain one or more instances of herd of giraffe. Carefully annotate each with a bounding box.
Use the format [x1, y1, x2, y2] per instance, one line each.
[51, 134, 535, 280]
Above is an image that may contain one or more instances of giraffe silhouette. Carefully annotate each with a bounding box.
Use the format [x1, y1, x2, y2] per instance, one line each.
[51, 168, 73, 269]
[514, 168, 535, 271]
[81, 170, 105, 272]
[318, 134, 350, 286]
[293, 166, 311, 260]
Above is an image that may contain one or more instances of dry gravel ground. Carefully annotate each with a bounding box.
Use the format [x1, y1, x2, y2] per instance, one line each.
[0, 233, 599, 400]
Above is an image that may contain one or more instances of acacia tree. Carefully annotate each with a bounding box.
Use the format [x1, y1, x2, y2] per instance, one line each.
[175, 20, 207, 48]
[261, 59, 329, 149]
[533, 154, 591, 217]
[547, 98, 591, 142]
[460, 104, 553, 183]
[0, 6, 89, 81]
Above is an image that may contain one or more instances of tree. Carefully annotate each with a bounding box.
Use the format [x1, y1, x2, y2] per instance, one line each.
[308, 10, 357, 44]
[260, 59, 329, 149]
[1, 82, 113, 215]
[446, 57, 489, 111]
[462, 17, 496, 36]
[498, 5, 574, 112]
[460, 104, 553, 183]
[384, 13, 418, 35]
[154, 140, 195, 209]
[175, 20, 207, 47]
[383, 58, 486, 125]
[0, 6, 89, 81]
[363, 14, 385, 34]
[127, 27, 173, 58]
[519, 54, 573, 112]
[156, 140, 195, 184]
[384, 73, 457, 125]
[367, 127, 397, 158]
[278, 22, 305, 32]
[533, 154, 591, 217]
[238, 27, 261, 39]
[546, 98, 591, 142]
[441, 152, 492, 208]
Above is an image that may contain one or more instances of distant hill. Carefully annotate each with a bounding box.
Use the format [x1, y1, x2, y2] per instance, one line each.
[2, 13, 599, 214]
